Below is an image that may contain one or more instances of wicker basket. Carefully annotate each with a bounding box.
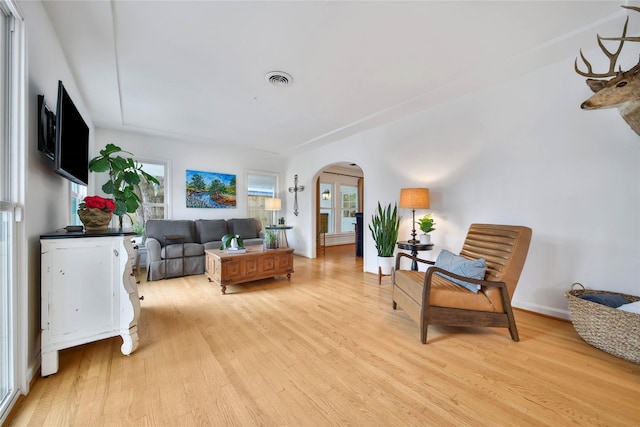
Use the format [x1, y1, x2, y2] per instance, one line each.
[77, 208, 113, 231]
[566, 283, 640, 364]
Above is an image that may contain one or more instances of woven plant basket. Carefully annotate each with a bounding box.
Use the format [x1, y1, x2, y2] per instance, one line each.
[566, 283, 640, 364]
[77, 208, 112, 231]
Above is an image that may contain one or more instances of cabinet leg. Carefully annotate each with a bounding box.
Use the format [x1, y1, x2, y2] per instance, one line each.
[41, 350, 59, 376]
[120, 326, 139, 355]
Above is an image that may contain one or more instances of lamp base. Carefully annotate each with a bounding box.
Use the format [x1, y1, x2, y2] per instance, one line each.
[408, 209, 418, 243]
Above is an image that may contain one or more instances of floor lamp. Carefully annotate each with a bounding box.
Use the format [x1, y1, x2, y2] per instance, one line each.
[399, 188, 430, 243]
[265, 197, 281, 226]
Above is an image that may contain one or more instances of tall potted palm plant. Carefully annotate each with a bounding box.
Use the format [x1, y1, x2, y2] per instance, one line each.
[369, 202, 400, 275]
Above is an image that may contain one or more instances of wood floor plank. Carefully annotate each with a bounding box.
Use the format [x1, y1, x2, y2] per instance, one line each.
[6, 244, 640, 426]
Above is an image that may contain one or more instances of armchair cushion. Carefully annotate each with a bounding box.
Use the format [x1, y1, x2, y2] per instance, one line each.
[434, 249, 487, 293]
[394, 269, 503, 313]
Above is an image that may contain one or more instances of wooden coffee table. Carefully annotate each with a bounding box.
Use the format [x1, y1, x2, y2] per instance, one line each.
[205, 245, 294, 294]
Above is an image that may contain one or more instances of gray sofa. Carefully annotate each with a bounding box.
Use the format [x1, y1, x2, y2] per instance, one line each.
[145, 218, 264, 281]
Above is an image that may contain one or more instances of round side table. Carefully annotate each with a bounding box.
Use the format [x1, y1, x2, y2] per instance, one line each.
[397, 241, 434, 271]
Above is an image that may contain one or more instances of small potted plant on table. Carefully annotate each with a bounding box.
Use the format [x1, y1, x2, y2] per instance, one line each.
[264, 230, 278, 249]
[221, 234, 245, 252]
[416, 213, 435, 244]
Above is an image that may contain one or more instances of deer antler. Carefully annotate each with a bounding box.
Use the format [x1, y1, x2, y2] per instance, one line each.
[600, 6, 640, 43]
[574, 16, 629, 78]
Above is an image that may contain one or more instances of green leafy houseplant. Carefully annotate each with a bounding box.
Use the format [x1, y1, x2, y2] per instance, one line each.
[369, 202, 400, 257]
[220, 234, 244, 250]
[89, 143, 159, 227]
[264, 230, 278, 249]
[416, 213, 436, 234]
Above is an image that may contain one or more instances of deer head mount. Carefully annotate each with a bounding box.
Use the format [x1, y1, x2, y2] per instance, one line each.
[575, 5, 640, 137]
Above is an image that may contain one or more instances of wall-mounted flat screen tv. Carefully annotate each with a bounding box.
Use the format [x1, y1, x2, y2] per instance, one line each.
[54, 80, 89, 186]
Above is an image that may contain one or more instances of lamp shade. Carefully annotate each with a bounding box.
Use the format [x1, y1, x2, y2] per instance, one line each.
[265, 197, 281, 210]
[399, 188, 430, 209]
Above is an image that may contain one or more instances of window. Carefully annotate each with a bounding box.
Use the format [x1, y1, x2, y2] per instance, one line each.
[0, 1, 24, 423]
[340, 185, 358, 232]
[70, 182, 87, 225]
[247, 172, 278, 229]
[319, 182, 334, 233]
[0, 209, 13, 420]
[131, 161, 167, 228]
[319, 182, 359, 234]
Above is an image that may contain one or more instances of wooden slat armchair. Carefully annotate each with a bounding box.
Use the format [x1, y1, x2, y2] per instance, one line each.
[392, 224, 532, 344]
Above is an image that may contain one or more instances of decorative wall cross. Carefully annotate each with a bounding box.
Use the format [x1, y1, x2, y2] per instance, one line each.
[288, 174, 305, 216]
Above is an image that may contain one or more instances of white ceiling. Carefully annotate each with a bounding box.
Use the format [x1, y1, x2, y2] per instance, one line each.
[41, 1, 639, 156]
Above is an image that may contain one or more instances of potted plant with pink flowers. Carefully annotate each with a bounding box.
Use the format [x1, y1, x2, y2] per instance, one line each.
[77, 195, 116, 231]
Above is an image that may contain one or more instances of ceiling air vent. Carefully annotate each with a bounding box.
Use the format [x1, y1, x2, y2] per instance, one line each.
[265, 71, 293, 87]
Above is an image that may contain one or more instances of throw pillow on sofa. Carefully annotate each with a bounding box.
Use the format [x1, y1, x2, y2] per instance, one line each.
[229, 218, 259, 239]
[195, 219, 228, 243]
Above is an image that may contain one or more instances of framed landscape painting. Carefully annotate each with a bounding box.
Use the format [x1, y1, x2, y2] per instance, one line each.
[186, 169, 236, 208]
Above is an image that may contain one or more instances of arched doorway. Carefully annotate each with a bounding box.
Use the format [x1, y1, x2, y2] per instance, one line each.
[315, 162, 364, 261]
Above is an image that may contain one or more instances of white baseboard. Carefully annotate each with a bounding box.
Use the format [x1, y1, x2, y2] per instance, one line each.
[513, 299, 570, 320]
[26, 350, 41, 389]
[323, 234, 355, 246]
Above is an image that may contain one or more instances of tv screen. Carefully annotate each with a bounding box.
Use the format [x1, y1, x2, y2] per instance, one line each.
[54, 81, 89, 186]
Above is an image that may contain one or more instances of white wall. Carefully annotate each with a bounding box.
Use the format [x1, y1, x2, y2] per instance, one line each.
[22, 0, 96, 379]
[285, 56, 640, 319]
[95, 129, 286, 221]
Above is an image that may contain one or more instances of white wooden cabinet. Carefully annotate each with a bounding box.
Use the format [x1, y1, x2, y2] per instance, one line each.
[40, 232, 140, 376]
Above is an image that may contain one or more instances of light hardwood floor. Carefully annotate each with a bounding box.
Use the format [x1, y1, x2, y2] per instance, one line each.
[7, 245, 640, 426]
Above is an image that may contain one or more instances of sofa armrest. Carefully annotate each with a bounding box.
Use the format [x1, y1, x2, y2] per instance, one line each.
[146, 237, 162, 262]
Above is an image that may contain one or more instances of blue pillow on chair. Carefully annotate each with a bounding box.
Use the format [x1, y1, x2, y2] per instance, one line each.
[434, 249, 487, 293]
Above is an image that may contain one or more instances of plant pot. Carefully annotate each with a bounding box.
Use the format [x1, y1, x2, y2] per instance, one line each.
[419, 234, 431, 244]
[377, 256, 394, 275]
[77, 208, 112, 231]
